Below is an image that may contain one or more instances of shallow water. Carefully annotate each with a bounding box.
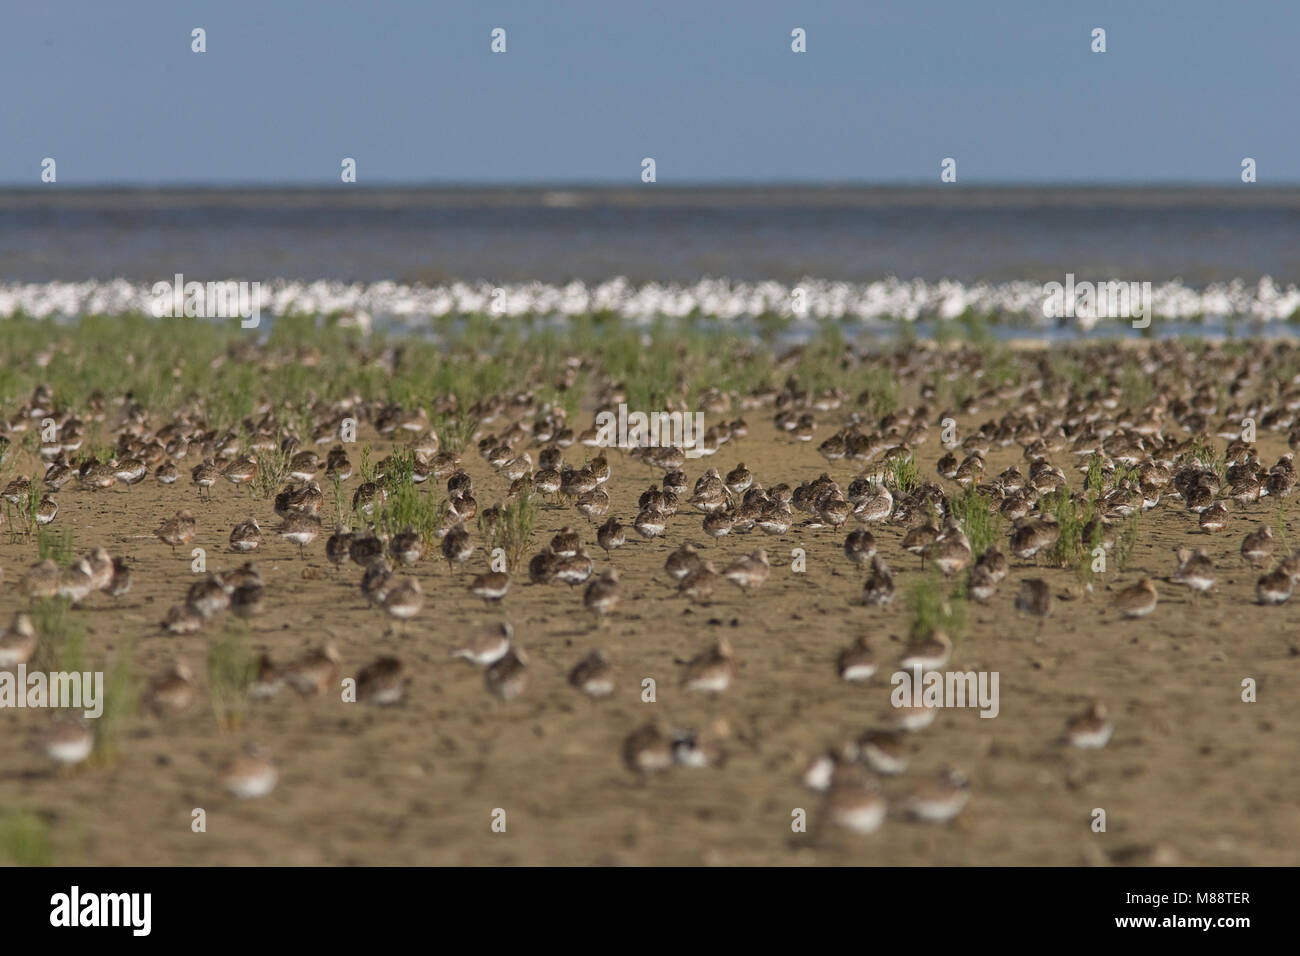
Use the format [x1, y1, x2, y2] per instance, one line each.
[3, 186, 1298, 285]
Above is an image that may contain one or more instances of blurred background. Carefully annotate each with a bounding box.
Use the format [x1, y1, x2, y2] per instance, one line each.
[1, 0, 1296, 311]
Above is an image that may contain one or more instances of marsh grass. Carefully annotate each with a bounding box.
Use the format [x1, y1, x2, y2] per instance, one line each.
[1116, 357, 1154, 409]
[92, 641, 137, 766]
[330, 476, 348, 527]
[1113, 513, 1142, 572]
[208, 630, 258, 732]
[1085, 454, 1105, 497]
[1186, 437, 1227, 485]
[857, 365, 899, 419]
[486, 492, 538, 571]
[0, 810, 54, 866]
[433, 411, 479, 454]
[376, 461, 444, 547]
[886, 454, 919, 495]
[950, 487, 1002, 556]
[31, 598, 85, 674]
[905, 573, 966, 643]
[37, 526, 76, 566]
[251, 444, 289, 499]
[1041, 489, 1104, 587]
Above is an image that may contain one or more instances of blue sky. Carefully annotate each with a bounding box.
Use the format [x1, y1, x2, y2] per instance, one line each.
[2, 0, 1296, 185]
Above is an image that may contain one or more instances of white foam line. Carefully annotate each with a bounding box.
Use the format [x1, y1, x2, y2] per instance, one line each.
[1, 276, 1297, 330]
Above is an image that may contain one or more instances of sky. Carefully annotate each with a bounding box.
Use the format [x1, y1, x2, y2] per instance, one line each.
[2, 0, 1297, 186]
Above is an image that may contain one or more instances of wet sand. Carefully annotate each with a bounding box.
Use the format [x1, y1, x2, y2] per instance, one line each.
[1, 401, 1297, 866]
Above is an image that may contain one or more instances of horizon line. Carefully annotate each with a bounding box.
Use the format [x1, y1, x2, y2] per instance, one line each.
[0, 180, 1293, 191]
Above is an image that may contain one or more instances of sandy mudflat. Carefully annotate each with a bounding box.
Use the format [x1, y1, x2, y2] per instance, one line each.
[1, 402, 1297, 867]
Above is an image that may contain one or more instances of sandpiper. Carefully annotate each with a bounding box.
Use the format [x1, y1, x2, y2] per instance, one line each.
[22, 559, 59, 599]
[1113, 576, 1158, 618]
[326, 526, 354, 567]
[356, 656, 407, 705]
[672, 728, 726, 769]
[1241, 524, 1274, 568]
[229, 517, 262, 553]
[221, 455, 259, 495]
[1067, 702, 1114, 749]
[0, 612, 38, 668]
[678, 563, 721, 603]
[688, 469, 728, 514]
[568, 649, 616, 698]
[899, 629, 953, 672]
[596, 517, 626, 556]
[801, 743, 855, 792]
[277, 514, 322, 558]
[724, 462, 753, 497]
[485, 646, 529, 700]
[1015, 578, 1053, 618]
[154, 510, 197, 552]
[681, 637, 734, 693]
[1196, 502, 1227, 538]
[861, 555, 895, 607]
[1, 475, 31, 504]
[382, 576, 424, 624]
[722, 548, 770, 590]
[349, 527, 385, 566]
[664, 542, 703, 581]
[112, 457, 147, 490]
[826, 769, 887, 834]
[248, 653, 283, 700]
[550, 526, 582, 558]
[1010, 516, 1061, 562]
[1171, 547, 1215, 595]
[836, 636, 877, 682]
[901, 520, 940, 568]
[858, 729, 909, 775]
[162, 603, 204, 635]
[441, 525, 474, 573]
[583, 568, 621, 620]
[187, 575, 231, 619]
[287, 643, 342, 696]
[843, 529, 877, 568]
[35, 495, 58, 524]
[58, 559, 95, 604]
[386, 528, 423, 566]
[1256, 567, 1294, 605]
[893, 699, 937, 732]
[85, 548, 114, 591]
[623, 723, 675, 775]
[576, 488, 611, 522]
[469, 570, 511, 604]
[553, 550, 594, 587]
[905, 767, 969, 823]
[230, 582, 266, 619]
[145, 661, 198, 716]
[452, 622, 513, 666]
[221, 744, 278, 798]
[853, 481, 893, 523]
[191, 459, 219, 498]
[43, 721, 94, 769]
[288, 450, 321, 481]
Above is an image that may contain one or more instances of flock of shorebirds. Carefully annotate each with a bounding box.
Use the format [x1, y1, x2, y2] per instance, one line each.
[1, 338, 1297, 833]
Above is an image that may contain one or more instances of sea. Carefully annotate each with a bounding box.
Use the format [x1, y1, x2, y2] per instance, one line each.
[2, 186, 1298, 336]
